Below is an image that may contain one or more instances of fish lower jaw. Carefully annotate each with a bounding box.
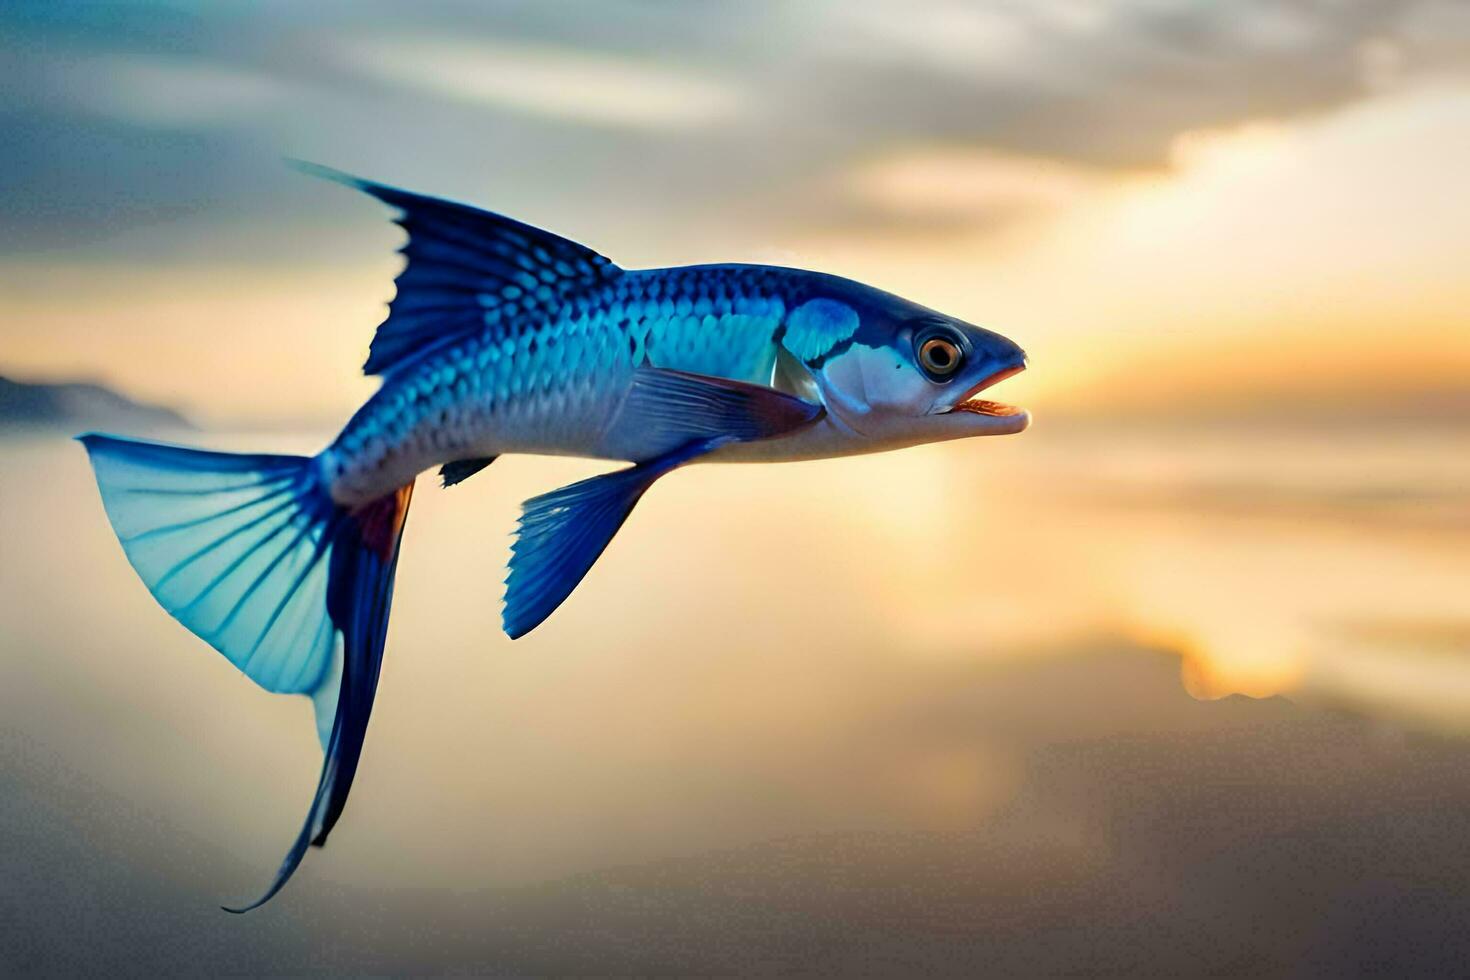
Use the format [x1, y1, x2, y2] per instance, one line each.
[946, 397, 1025, 418]
[934, 401, 1032, 436]
[937, 360, 1028, 427]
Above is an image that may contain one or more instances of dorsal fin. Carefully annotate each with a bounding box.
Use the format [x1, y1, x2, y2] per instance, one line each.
[295, 162, 622, 376]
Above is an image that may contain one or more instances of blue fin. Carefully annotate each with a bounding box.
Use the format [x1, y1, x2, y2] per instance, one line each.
[604, 367, 823, 460]
[504, 438, 723, 640]
[439, 455, 497, 488]
[77, 433, 414, 912]
[78, 434, 341, 697]
[293, 161, 622, 377]
[505, 370, 820, 638]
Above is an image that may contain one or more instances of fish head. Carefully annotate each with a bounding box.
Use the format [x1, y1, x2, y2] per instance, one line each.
[790, 282, 1030, 448]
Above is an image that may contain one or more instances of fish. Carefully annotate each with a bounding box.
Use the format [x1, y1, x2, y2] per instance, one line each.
[77, 164, 1029, 910]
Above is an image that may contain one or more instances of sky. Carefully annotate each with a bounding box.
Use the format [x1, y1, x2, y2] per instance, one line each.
[4, 6, 1470, 964]
[3, 0, 1468, 423]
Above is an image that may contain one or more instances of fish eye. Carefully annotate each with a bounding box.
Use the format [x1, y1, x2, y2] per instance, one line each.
[918, 336, 963, 378]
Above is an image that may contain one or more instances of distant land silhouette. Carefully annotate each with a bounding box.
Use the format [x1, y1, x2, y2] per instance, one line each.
[0, 375, 189, 432]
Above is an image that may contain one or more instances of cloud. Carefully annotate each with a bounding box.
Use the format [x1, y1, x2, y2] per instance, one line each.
[772, 77, 1470, 417]
[845, 148, 1104, 226]
[769, 0, 1470, 169]
[52, 56, 285, 128]
[2, 1, 1469, 265]
[831, 1, 1042, 78]
[331, 37, 744, 129]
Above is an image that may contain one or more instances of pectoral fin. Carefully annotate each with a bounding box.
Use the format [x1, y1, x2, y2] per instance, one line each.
[604, 366, 822, 460]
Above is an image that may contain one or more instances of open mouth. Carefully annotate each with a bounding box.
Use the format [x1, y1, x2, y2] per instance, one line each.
[945, 364, 1026, 417]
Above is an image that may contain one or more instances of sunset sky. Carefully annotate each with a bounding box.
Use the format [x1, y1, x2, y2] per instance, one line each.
[6, 7, 1470, 969]
[5, 0, 1468, 423]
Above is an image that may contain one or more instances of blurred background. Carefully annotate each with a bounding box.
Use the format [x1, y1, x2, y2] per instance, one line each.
[3, 1, 1469, 974]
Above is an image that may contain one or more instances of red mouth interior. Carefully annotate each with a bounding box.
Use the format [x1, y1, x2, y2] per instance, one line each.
[947, 364, 1026, 417]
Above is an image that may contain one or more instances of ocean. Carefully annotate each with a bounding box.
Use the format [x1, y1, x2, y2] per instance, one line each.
[3, 419, 1468, 973]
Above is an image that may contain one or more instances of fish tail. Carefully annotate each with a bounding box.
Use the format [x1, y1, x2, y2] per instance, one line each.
[76, 433, 414, 911]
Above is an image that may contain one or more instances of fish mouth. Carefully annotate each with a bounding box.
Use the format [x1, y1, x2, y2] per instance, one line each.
[942, 363, 1027, 418]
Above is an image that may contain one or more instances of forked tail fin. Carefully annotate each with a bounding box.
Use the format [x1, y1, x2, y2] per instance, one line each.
[77, 434, 414, 911]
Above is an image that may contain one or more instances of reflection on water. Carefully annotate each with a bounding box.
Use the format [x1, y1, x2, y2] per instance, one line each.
[2, 420, 1468, 973]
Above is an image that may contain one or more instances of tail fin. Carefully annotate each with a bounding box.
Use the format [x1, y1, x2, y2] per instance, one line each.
[77, 433, 414, 911]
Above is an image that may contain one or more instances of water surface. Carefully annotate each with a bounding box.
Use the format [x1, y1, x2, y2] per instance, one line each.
[2, 421, 1467, 974]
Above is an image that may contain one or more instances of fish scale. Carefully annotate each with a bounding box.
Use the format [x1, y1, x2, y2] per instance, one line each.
[324, 265, 801, 502]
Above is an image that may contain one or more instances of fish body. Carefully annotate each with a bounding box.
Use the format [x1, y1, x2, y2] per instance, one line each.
[77, 166, 1029, 911]
[324, 264, 791, 502]
[325, 263, 1026, 503]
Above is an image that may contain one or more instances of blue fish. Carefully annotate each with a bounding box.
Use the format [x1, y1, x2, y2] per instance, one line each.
[78, 165, 1029, 910]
